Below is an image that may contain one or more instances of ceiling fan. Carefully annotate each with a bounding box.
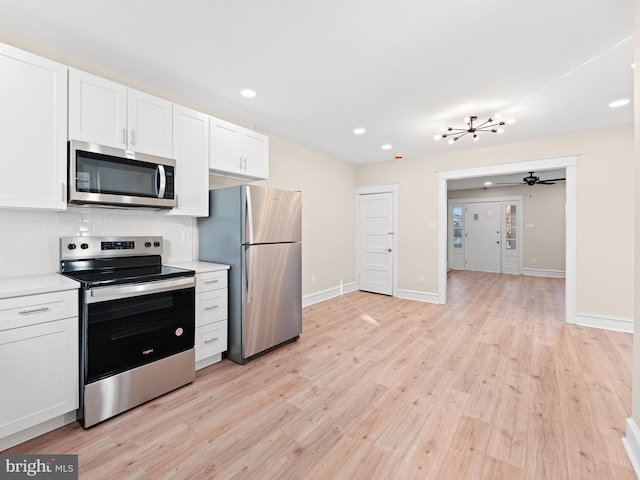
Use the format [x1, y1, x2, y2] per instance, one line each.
[497, 171, 566, 187]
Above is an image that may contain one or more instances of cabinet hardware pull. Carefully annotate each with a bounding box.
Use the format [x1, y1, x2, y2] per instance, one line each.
[204, 337, 219, 344]
[204, 305, 219, 310]
[18, 307, 51, 315]
[61, 182, 66, 202]
[130, 129, 135, 146]
[204, 280, 219, 284]
[238, 156, 243, 169]
[122, 127, 127, 145]
[243, 157, 247, 170]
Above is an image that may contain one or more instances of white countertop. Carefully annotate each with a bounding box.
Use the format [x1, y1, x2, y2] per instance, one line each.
[168, 260, 230, 274]
[0, 273, 80, 300]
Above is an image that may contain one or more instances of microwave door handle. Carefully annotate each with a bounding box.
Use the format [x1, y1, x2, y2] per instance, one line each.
[156, 165, 166, 198]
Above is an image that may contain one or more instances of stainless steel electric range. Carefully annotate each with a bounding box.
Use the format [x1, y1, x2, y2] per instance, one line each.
[59, 235, 196, 428]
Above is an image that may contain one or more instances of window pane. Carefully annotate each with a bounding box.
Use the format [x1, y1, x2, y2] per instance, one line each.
[453, 207, 463, 248]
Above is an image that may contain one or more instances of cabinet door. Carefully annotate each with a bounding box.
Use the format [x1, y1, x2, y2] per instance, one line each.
[0, 317, 78, 439]
[0, 43, 67, 210]
[210, 117, 244, 175]
[170, 105, 209, 216]
[68, 68, 127, 149]
[127, 88, 173, 157]
[243, 130, 269, 180]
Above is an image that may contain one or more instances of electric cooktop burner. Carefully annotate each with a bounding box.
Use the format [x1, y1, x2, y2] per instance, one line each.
[59, 236, 194, 288]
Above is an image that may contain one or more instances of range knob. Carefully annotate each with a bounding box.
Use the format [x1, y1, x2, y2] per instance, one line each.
[145, 242, 152, 248]
[67, 243, 77, 250]
[153, 241, 161, 247]
[81, 243, 89, 250]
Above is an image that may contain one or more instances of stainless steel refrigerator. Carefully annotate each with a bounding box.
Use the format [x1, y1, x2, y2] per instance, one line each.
[198, 185, 302, 364]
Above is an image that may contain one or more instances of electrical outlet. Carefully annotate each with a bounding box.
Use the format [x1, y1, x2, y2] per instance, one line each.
[417, 274, 424, 283]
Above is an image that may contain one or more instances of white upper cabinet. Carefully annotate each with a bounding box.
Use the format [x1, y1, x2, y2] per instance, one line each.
[127, 88, 173, 157]
[170, 105, 210, 217]
[0, 43, 68, 210]
[210, 117, 269, 180]
[69, 69, 173, 158]
[68, 69, 126, 149]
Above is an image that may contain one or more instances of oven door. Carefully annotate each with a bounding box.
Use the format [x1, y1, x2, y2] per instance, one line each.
[84, 277, 195, 384]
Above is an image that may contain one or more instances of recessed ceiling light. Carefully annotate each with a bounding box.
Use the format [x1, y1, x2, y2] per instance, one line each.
[241, 89, 256, 98]
[609, 98, 630, 108]
[484, 181, 492, 186]
[381, 144, 392, 150]
[353, 128, 366, 135]
[631, 63, 636, 69]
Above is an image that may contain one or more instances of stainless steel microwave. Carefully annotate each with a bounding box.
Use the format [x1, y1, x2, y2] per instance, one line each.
[68, 141, 176, 209]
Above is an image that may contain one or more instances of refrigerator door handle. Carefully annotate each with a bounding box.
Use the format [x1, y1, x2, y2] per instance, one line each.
[245, 245, 253, 303]
[246, 186, 254, 245]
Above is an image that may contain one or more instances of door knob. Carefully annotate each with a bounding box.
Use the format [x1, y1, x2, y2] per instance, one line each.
[387, 248, 392, 252]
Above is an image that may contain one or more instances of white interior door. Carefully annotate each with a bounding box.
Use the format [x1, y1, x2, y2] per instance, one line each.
[358, 192, 393, 295]
[465, 201, 501, 273]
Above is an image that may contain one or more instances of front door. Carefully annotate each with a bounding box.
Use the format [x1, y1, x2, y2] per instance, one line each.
[465, 201, 501, 273]
[358, 192, 393, 295]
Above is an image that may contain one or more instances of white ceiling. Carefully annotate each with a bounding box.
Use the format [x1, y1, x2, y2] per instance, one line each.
[0, 0, 634, 165]
[447, 168, 566, 191]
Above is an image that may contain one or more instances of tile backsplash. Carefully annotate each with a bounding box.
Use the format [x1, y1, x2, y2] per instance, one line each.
[0, 206, 197, 278]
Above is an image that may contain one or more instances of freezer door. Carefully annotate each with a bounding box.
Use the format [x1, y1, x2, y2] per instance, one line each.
[243, 242, 302, 358]
[245, 185, 302, 244]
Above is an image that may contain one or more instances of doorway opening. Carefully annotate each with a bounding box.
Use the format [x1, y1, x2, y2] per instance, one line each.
[438, 156, 577, 324]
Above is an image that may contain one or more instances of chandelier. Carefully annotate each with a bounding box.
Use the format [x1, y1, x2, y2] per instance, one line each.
[434, 116, 506, 144]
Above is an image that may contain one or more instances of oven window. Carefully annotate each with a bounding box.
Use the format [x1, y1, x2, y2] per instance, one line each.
[85, 287, 194, 384]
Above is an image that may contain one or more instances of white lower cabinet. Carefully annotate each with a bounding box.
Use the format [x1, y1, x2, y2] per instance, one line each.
[195, 269, 228, 369]
[0, 290, 79, 448]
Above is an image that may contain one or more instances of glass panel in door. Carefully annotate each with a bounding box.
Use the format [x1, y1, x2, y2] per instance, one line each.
[501, 201, 520, 274]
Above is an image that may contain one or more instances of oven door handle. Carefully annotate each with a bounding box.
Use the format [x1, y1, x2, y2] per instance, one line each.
[86, 276, 195, 304]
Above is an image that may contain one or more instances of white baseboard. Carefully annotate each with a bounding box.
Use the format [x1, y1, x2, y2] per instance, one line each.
[396, 289, 439, 304]
[302, 284, 440, 306]
[523, 268, 566, 278]
[575, 312, 633, 333]
[302, 282, 358, 307]
[623, 417, 640, 478]
[196, 353, 222, 371]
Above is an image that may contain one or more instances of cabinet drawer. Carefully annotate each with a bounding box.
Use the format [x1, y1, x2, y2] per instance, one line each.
[195, 320, 227, 361]
[196, 270, 227, 293]
[0, 290, 78, 331]
[196, 289, 227, 327]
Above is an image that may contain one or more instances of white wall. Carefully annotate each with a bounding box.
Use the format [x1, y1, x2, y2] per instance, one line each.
[0, 208, 195, 278]
[355, 125, 635, 319]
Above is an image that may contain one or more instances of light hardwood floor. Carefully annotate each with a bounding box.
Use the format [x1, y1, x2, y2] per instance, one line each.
[3, 271, 635, 479]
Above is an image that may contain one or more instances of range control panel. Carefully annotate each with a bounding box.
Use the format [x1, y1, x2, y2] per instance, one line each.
[60, 236, 163, 260]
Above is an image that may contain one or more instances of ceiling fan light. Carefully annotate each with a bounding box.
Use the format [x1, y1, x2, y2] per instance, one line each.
[473, 134, 479, 141]
[448, 138, 455, 144]
[434, 134, 443, 140]
[497, 128, 504, 134]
